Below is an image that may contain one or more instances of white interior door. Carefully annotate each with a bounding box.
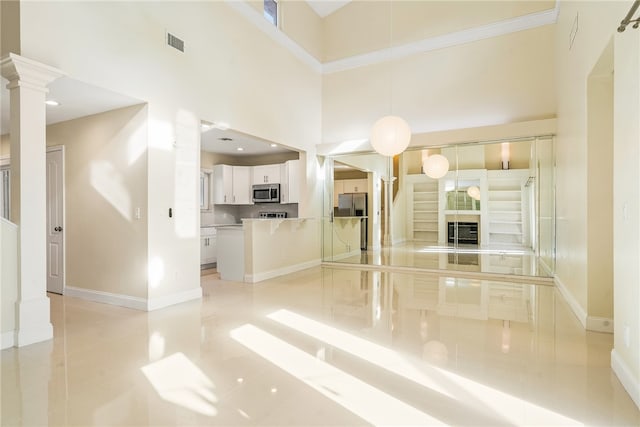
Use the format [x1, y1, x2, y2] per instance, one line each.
[47, 148, 64, 294]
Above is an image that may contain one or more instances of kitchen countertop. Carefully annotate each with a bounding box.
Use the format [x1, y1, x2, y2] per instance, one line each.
[241, 217, 314, 222]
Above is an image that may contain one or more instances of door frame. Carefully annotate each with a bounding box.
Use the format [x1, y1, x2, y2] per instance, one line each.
[46, 145, 66, 294]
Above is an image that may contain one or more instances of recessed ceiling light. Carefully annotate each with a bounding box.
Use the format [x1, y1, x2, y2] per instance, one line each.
[236, 147, 244, 151]
[270, 143, 277, 148]
[45, 100, 60, 106]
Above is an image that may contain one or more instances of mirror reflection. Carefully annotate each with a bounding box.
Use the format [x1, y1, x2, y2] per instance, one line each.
[322, 137, 555, 278]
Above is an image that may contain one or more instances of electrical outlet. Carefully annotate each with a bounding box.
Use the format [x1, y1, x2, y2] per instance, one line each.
[135, 207, 141, 220]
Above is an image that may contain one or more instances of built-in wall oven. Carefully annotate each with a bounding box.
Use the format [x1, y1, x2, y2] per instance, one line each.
[448, 221, 479, 244]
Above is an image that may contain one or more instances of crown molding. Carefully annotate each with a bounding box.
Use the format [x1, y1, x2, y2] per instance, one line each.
[228, 1, 559, 75]
[323, 6, 559, 74]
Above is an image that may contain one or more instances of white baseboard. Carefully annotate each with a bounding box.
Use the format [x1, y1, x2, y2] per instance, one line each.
[586, 316, 614, 333]
[327, 250, 361, 262]
[245, 259, 321, 284]
[554, 276, 614, 333]
[611, 349, 640, 410]
[1, 331, 15, 349]
[147, 287, 202, 311]
[554, 275, 587, 329]
[65, 286, 203, 311]
[65, 286, 147, 311]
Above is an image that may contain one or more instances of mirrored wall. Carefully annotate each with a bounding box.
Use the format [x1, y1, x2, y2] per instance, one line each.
[321, 137, 556, 278]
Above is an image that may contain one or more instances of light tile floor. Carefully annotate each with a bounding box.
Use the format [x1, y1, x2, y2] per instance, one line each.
[2, 266, 638, 426]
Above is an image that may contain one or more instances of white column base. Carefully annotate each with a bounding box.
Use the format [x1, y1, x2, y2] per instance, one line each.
[15, 297, 53, 347]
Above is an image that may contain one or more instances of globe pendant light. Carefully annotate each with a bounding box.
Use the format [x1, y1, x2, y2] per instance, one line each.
[467, 185, 481, 200]
[369, 1, 412, 158]
[370, 115, 412, 157]
[423, 154, 449, 179]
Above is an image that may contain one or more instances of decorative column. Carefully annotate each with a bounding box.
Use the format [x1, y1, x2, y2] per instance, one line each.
[0, 53, 65, 347]
[382, 157, 395, 247]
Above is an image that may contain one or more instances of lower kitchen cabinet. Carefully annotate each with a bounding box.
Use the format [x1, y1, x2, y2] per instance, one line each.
[200, 227, 217, 264]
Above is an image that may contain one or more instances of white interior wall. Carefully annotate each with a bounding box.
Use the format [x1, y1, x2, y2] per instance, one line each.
[46, 105, 149, 299]
[321, 24, 556, 144]
[16, 1, 322, 305]
[612, 25, 640, 409]
[555, 0, 640, 408]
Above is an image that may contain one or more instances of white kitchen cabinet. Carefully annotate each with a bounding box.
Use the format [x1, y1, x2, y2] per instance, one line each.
[233, 166, 253, 204]
[200, 227, 217, 265]
[342, 179, 368, 193]
[252, 164, 281, 185]
[213, 165, 253, 205]
[280, 159, 300, 204]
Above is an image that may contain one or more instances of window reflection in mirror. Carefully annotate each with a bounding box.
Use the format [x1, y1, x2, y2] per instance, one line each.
[321, 136, 555, 279]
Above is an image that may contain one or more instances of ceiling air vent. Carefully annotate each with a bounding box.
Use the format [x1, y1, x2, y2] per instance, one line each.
[167, 32, 184, 53]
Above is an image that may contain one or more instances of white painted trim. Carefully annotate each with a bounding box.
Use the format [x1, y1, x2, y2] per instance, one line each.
[586, 316, 614, 333]
[0, 216, 17, 228]
[245, 259, 321, 283]
[228, 0, 558, 75]
[15, 322, 53, 347]
[147, 287, 202, 311]
[324, 7, 558, 73]
[225, 0, 322, 73]
[64, 286, 148, 311]
[326, 250, 361, 262]
[1, 331, 15, 349]
[611, 349, 640, 410]
[554, 275, 587, 329]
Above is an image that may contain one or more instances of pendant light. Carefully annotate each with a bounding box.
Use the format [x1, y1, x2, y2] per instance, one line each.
[370, 1, 411, 158]
[370, 115, 411, 156]
[423, 154, 449, 179]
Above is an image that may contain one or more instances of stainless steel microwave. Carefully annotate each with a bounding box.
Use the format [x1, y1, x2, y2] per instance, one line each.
[252, 183, 280, 203]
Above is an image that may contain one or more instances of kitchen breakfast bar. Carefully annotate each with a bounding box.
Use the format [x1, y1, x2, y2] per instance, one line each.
[216, 218, 321, 283]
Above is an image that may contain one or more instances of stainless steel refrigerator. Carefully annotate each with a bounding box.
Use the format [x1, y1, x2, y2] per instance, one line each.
[337, 193, 368, 250]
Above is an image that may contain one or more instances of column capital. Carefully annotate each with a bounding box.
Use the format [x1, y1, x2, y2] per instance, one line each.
[0, 53, 66, 89]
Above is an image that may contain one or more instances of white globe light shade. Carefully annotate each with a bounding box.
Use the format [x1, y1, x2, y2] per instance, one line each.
[370, 115, 412, 157]
[467, 185, 481, 200]
[423, 154, 449, 179]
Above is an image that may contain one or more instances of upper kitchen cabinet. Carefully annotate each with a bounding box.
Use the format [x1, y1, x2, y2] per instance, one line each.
[213, 165, 253, 205]
[280, 159, 300, 204]
[252, 164, 281, 185]
[341, 179, 368, 194]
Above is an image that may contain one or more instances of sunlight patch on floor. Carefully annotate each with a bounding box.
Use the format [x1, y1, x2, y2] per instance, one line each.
[267, 309, 583, 427]
[141, 352, 218, 416]
[230, 324, 446, 426]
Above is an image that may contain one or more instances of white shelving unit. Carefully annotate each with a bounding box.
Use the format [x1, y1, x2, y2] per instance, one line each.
[487, 169, 529, 247]
[407, 177, 439, 243]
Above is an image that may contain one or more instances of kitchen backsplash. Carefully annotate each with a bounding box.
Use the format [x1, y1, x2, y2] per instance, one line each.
[202, 203, 298, 225]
